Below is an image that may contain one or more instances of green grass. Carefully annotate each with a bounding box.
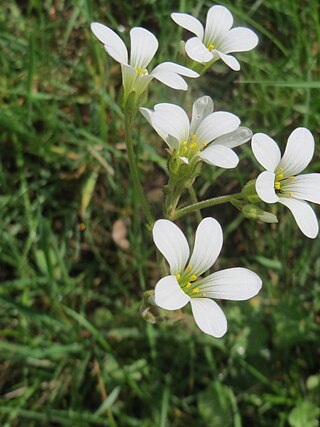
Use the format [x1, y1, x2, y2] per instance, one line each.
[1, 0, 320, 426]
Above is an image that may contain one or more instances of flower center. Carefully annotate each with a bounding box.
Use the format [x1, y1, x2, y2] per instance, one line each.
[274, 167, 295, 197]
[136, 67, 148, 76]
[175, 266, 206, 297]
[178, 134, 207, 159]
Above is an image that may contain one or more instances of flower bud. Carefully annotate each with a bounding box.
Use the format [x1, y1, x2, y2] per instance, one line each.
[242, 204, 278, 223]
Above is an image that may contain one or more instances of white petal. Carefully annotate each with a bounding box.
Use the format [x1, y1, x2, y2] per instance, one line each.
[190, 298, 227, 338]
[171, 13, 204, 39]
[256, 171, 279, 203]
[190, 96, 214, 135]
[214, 126, 252, 148]
[91, 22, 128, 64]
[121, 64, 137, 92]
[152, 62, 199, 77]
[129, 27, 158, 69]
[281, 174, 320, 204]
[278, 128, 315, 176]
[195, 111, 240, 144]
[279, 197, 319, 239]
[219, 28, 259, 53]
[216, 52, 240, 71]
[155, 276, 190, 310]
[185, 37, 213, 63]
[140, 107, 170, 145]
[151, 70, 188, 90]
[152, 219, 190, 275]
[204, 5, 233, 46]
[251, 133, 281, 172]
[188, 218, 223, 276]
[199, 145, 239, 169]
[152, 103, 190, 144]
[197, 268, 262, 300]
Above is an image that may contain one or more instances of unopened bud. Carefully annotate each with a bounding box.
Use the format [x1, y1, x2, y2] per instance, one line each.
[242, 204, 278, 223]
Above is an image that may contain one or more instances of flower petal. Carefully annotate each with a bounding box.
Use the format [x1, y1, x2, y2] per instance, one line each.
[152, 103, 190, 144]
[281, 173, 320, 204]
[214, 126, 252, 148]
[139, 106, 172, 147]
[121, 64, 137, 92]
[197, 268, 262, 300]
[152, 62, 199, 77]
[199, 145, 239, 169]
[188, 218, 223, 276]
[190, 298, 227, 338]
[256, 171, 279, 203]
[130, 27, 158, 69]
[219, 28, 259, 53]
[195, 111, 240, 144]
[91, 22, 128, 64]
[251, 133, 281, 172]
[278, 128, 315, 176]
[204, 5, 233, 46]
[185, 37, 213, 62]
[216, 52, 240, 71]
[171, 13, 204, 39]
[190, 96, 214, 135]
[279, 197, 319, 239]
[153, 219, 190, 275]
[151, 70, 187, 90]
[155, 275, 190, 310]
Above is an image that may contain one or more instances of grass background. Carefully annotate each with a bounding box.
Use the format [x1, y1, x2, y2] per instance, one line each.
[0, 0, 320, 426]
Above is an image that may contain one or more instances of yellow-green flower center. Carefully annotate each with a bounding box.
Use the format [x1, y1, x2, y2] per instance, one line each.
[178, 134, 207, 159]
[175, 266, 206, 297]
[274, 167, 295, 197]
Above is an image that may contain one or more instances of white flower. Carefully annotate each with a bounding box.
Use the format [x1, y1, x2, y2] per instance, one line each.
[90, 23, 199, 98]
[153, 218, 262, 338]
[171, 5, 258, 71]
[252, 128, 320, 239]
[140, 95, 252, 168]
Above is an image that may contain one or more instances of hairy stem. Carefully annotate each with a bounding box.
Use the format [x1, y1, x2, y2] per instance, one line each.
[171, 192, 243, 220]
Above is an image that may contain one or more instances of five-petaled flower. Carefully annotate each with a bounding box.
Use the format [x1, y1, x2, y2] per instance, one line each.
[141, 96, 252, 168]
[153, 217, 262, 337]
[171, 5, 258, 71]
[91, 23, 199, 102]
[252, 128, 320, 239]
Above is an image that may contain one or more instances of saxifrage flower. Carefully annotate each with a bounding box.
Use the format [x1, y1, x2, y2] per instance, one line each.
[252, 128, 320, 238]
[171, 5, 258, 71]
[141, 95, 252, 168]
[153, 218, 262, 337]
[91, 23, 199, 99]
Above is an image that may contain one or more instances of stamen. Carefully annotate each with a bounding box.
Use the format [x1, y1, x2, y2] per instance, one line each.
[274, 181, 281, 190]
[187, 265, 192, 271]
[289, 192, 294, 198]
[186, 282, 192, 289]
[176, 274, 181, 280]
[192, 287, 200, 294]
[289, 176, 295, 180]
[189, 275, 197, 282]
[182, 141, 187, 147]
[191, 135, 196, 141]
[201, 142, 207, 147]
[275, 173, 284, 181]
[201, 293, 206, 297]
[189, 143, 196, 149]
[208, 43, 215, 51]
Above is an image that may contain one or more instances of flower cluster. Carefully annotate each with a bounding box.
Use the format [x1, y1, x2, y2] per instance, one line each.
[91, 4, 319, 338]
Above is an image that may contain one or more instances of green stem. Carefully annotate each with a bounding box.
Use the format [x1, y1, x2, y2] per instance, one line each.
[171, 192, 243, 220]
[188, 186, 202, 223]
[124, 111, 154, 227]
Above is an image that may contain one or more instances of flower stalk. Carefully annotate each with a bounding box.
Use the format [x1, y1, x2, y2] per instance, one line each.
[171, 192, 243, 220]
